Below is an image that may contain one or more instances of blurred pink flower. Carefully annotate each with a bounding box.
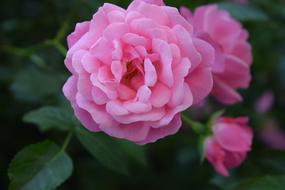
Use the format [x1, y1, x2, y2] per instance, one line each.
[260, 120, 285, 150]
[204, 117, 253, 176]
[180, 5, 253, 104]
[63, 0, 214, 144]
[255, 91, 274, 114]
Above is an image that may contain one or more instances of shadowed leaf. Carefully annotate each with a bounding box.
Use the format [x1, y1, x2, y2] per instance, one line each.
[8, 141, 73, 190]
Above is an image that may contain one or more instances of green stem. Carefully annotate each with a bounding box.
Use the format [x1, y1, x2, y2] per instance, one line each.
[55, 19, 70, 43]
[182, 113, 209, 163]
[52, 41, 67, 56]
[44, 40, 67, 56]
[61, 128, 74, 152]
[181, 112, 205, 134]
[1, 45, 48, 68]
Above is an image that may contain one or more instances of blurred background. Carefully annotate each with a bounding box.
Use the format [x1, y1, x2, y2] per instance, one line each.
[1, 0, 285, 189]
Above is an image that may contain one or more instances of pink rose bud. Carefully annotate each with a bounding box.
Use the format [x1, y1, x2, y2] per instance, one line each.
[180, 5, 253, 104]
[63, 0, 215, 144]
[204, 117, 253, 176]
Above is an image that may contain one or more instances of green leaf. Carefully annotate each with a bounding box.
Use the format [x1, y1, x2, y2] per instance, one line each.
[234, 175, 285, 190]
[258, 151, 285, 174]
[198, 135, 207, 163]
[239, 150, 285, 176]
[8, 140, 73, 190]
[181, 112, 206, 134]
[206, 110, 225, 128]
[23, 106, 73, 132]
[116, 139, 147, 165]
[218, 3, 268, 21]
[30, 54, 47, 68]
[76, 128, 129, 175]
[10, 68, 64, 102]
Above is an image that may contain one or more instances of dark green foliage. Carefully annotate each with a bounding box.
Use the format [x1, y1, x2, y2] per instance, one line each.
[23, 106, 73, 132]
[76, 128, 130, 175]
[8, 141, 73, 190]
[234, 175, 285, 190]
[218, 2, 268, 21]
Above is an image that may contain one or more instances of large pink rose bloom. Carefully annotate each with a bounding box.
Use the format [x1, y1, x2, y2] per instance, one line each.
[63, 0, 214, 144]
[180, 5, 253, 104]
[204, 117, 253, 176]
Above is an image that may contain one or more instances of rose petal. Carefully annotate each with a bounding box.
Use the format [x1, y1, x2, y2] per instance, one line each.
[214, 123, 253, 152]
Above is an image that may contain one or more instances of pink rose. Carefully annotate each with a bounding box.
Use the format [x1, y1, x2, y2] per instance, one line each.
[180, 6, 192, 22]
[180, 5, 253, 104]
[141, 0, 165, 5]
[204, 117, 253, 176]
[63, 0, 214, 144]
